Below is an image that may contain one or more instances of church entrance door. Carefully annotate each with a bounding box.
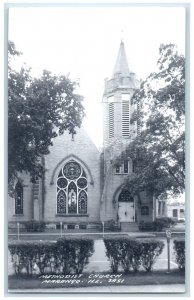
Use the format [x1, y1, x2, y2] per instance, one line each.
[118, 189, 134, 222]
[118, 202, 134, 222]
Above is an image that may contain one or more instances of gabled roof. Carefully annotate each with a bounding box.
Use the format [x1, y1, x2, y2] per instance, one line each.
[112, 40, 130, 77]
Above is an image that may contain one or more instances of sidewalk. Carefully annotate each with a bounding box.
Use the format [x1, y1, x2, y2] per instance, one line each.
[8, 284, 186, 294]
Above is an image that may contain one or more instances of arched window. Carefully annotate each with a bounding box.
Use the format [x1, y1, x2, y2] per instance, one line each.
[15, 182, 23, 214]
[57, 160, 88, 214]
[118, 190, 133, 202]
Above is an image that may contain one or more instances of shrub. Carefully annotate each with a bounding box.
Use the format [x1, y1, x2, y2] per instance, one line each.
[139, 218, 176, 232]
[104, 237, 164, 273]
[8, 237, 94, 276]
[119, 239, 142, 273]
[105, 219, 120, 232]
[56, 236, 94, 274]
[103, 236, 123, 273]
[8, 241, 56, 275]
[23, 220, 46, 232]
[153, 219, 165, 231]
[139, 239, 164, 272]
[138, 221, 155, 231]
[173, 240, 185, 271]
[154, 217, 176, 231]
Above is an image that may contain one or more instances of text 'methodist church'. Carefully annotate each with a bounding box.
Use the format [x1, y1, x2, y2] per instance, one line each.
[9, 41, 163, 231]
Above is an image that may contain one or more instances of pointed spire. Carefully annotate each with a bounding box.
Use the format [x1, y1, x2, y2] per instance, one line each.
[112, 40, 130, 77]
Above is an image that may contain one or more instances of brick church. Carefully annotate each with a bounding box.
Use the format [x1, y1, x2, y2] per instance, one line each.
[8, 41, 157, 231]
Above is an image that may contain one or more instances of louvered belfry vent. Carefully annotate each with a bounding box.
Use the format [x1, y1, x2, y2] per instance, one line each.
[108, 102, 114, 138]
[122, 100, 130, 137]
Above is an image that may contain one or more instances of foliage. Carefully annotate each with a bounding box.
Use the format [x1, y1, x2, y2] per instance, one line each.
[139, 239, 164, 272]
[8, 237, 94, 276]
[138, 218, 176, 232]
[155, 217, 177, 227]
[8, 241, 56, 275]
[22, 220, 46, 232]
[104, 219, 120, 232]
[173, 240, 185, 271]
[57, 236, 94, 274]
[103, 237, 164, 273]
[115, 44, 185, 201]
[103, 237, 122, 273]
[8, 41, 85, 187]
[138, 221, 155, 232]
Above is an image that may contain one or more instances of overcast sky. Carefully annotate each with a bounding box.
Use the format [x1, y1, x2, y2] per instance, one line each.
[8, 5, 186, 148]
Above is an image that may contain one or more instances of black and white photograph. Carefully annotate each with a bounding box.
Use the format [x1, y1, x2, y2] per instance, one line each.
[5, 1, 188, 296]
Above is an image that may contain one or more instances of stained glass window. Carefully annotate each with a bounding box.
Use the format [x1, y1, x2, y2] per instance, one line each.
[57, 190, 66, 213]
[57, 160, 88, 214]
[15, 182, 23, 214]
[78, 190, 87, 214]
[118, 190, 133, 202]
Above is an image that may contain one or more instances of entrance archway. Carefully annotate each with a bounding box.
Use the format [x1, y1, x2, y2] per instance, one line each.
[118, 190, 134, 222]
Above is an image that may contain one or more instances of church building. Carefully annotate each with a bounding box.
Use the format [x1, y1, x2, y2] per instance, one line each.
[8, 41, 155, 231]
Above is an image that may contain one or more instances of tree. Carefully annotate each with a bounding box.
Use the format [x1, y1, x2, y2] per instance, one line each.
[8, 41, 85, 187]
[115, 44, 185, 200]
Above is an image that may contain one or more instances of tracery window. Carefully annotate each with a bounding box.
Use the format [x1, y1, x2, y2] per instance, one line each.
[15, 182, 23, 214]
[118, 190, 133, 202]
[57, 160, 88, 214]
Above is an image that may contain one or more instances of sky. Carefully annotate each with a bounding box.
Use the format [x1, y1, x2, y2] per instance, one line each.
[8, 5, 186, 148]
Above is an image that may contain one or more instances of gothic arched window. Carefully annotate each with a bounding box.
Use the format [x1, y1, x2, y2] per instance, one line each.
[15, 182, 23, 214]
[118, 190, 133, 202]
[57, 160, 88, 214]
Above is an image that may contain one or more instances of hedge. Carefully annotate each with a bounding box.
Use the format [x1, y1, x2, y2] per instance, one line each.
[173, 240, 185, 271]
[22, 220, 46, 232]
[139, 217, 176, 232]
[139, 239, 164, 271]
[104, 237, 164, 273]
[8, 237, 94, 276]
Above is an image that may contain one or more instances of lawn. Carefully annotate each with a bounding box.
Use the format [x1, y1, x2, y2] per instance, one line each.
[8, 270, 185, 290]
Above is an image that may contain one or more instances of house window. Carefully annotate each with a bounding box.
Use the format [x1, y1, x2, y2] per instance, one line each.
[123, 160, 129, 173]
[180, 208, 184, 218]
[57, 160, 88, 214]
[115, 165, 121, 173]
[15, 182, 23, 214]
[141, 206, 149, 216]
[173, 209, 178, 218]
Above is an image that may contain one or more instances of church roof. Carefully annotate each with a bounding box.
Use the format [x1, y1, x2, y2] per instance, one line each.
[112, 40, 130, 77]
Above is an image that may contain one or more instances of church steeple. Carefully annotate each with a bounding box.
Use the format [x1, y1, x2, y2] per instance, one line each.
[103, 40, 140, 148]
[113, 40, 130, 77]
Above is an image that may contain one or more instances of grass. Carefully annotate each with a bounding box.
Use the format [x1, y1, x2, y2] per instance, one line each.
[8, 233, 133, 241]
[8, 270, 185, 290]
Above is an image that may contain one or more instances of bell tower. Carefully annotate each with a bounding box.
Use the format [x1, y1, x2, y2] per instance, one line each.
[102, 40, 140, 163]
[100, 41, 154, 229]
